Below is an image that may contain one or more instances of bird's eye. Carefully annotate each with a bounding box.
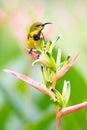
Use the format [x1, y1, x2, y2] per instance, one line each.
[36, 24, 40, 27]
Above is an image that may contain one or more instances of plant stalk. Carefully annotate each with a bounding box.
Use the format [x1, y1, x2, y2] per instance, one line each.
[56, 111, 62, 130]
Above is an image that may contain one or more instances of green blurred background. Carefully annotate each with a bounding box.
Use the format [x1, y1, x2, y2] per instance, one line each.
[0, 0, 87, 130]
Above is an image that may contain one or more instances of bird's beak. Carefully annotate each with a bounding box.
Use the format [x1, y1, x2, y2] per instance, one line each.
[42, 22, 52, 27]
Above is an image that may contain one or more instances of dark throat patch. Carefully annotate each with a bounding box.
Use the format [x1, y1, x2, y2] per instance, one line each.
[33, 33, 41, 41]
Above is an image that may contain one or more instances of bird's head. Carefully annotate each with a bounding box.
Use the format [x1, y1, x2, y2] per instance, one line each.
[30, 22, 52, 33]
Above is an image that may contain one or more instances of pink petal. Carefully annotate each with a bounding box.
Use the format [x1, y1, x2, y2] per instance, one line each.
[56, 51, 81, 80]
[23, 46, 48, 66]
[61, 101, 87, 116]
[23, 45, 39, 59]
[56, 101, 87, 130]
[4, 69, 55, 99]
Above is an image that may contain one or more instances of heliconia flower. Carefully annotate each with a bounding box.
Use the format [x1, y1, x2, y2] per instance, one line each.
[4, 69, 87, 110]
[33, 49, 57, 72]
[3, 69, 71, 111]
[51, 51, 80, 88]
[55, 51, 81, 80]
[4, 45, 86, 130]
[24, 44, 80, 91]
[61, 101, 87, 116]
[23, 45, 40, 59]
[4, 69, 55, 101]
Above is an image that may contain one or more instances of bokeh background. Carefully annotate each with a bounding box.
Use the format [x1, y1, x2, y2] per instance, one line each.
[0, 0, 87, 130]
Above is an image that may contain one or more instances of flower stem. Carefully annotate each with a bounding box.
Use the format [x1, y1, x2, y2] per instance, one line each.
[56, 111, 62, 130]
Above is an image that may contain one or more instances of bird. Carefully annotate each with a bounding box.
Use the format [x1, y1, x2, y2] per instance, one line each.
[27, 22, 52, 49]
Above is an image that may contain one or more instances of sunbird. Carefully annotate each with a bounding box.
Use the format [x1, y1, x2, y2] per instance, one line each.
[27, 22, 52, 49]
